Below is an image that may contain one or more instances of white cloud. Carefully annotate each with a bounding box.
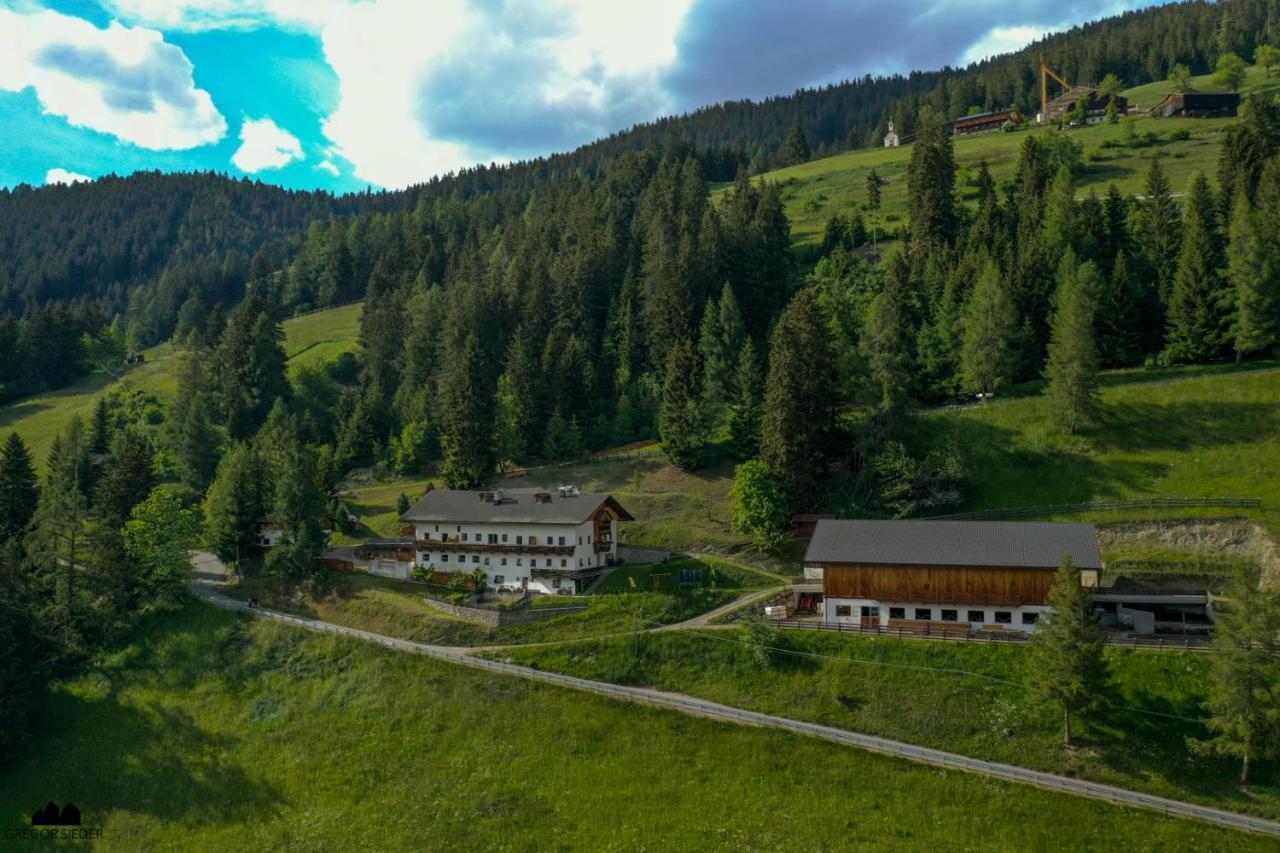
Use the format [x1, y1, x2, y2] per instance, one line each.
[0, 7, 226, 150]
[102, 0, 342, 33]
[45, 168, 92, 185]
[962, 25, 1044, 64]
[317, 159, 340, 176]
[103, 0, 693, 188]
[232, 116, 304, 172]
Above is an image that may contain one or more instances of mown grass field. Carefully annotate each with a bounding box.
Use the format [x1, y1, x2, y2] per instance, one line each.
[0, 602, 1269, 850]
[491, 629, 1280, 820]
[728, 64, 1278, 247]
[0, 303, 363, 468]
[227, 555, 774, 648]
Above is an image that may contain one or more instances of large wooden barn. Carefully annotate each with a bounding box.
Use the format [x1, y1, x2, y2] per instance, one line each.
[805, 520, 1102, 634]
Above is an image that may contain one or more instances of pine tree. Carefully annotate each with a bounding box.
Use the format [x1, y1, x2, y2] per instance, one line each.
[697, 283, 747, 403]
[1191, 565, 1280, 785]
[1095, 251, 1144, 367]
[542, 408, 585, 464]
[906, 108, 958, 248]
[90, 397, 110, 455]
[28, 423, 93, 649]
[866, 168, 883, 256]
[1134, 160, 1182, 314]
[729, 342, 764, 460]
[94, 429, 156, 530]
[960, 258, 1017, 398]
[438, 334, 495, 489]
[1041, 165, 1077, 257]
[1165, 173, 1230, 363]
[780, 119, 810, 166]
[1029, 556, 1111, 747]
[1228, 193, 1278, 360]
[0, 432, 38, 544]
[203, 443, 263, 568]
[859, 283, 912, 441]
[658, 339, 707, 470]
[1044, 255, 1101, 433]
[760, 291, 838, 509]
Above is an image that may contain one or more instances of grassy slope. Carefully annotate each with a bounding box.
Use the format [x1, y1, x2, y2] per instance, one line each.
[916, 367, 1280, 538]
[228, 554, 775, 647]
[493, 630, 1280, 820]
[735, 64, 1278, 247]
[0, 303, 363, 468]
[0, 602, 1268, 850]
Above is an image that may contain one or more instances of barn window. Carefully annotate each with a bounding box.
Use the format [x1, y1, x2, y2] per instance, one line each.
[889, 607, 905, 619]
[560, 559, 567, 567]
[914, 608, 932, 621]
[488, 533, 498, 544]
[500, 558, 507, 566]
[941, 609, 958, 622]
[502, 533, 508, 543]
[994, 611, 1012, 624]
[461, 533, 468, 542]
[967, 610, 985, 623]
[516, 535, 523, 545]
[1022, 612, 1040, 625]
[441, 554, 449, 562]
[835, 605, 853, 617]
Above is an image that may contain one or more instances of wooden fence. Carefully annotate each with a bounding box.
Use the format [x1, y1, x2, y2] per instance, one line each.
[766, 618, 1214, 649]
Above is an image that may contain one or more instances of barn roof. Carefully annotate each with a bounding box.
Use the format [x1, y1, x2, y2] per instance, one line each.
[804, 519, 1102, 570]
[402, 489, 634, 525]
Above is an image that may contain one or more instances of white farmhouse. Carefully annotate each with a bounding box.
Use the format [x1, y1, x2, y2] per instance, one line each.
[401, 486, 634, 595]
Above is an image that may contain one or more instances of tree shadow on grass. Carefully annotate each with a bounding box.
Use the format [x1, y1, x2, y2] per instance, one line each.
[1093, 399, 1280, 453]
[1087, 691, 1279, 811]
[923, 417, 1170, 506]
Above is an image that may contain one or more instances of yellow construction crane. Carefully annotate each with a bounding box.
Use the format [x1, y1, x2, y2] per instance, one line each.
[1040, 55, 1072, 121]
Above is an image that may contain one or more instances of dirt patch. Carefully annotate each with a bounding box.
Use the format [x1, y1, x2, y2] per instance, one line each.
[1100, 519, 1280, 588]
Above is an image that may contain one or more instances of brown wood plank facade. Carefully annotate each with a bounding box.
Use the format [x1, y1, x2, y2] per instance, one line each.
[822, 562, 1056, 606]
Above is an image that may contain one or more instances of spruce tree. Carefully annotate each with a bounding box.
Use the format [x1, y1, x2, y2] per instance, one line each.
[1044, 256, 1101, 433]
[90, 397, 110, 455]
[1030, 556, 1111, 747]
[1095, 251, 1144, 367]
[729, 342, 764, 460]
[94, 429, 156, 530]
[1228, 193, 1278, 360]
[760, 291, 838, 509]
[697, 283, 746, 403]
[1191, 564, 1280, 785]
[859, 283, 912, 441]
[780, 119, 810, 166]
[1164, 173, 1230, 363]
[1041, 165, 1077, 257]
[438, 334, 495, 489]
[960, 258, 1017, 398]
[1134, 159, 1182, 315]
[203, 443, 263, 568]
[0, 432, 38, 544]
[658, 339, 707, 470]
[906, 108, 958, 248]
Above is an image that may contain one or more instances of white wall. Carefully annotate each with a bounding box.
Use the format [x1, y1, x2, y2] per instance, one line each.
[824, 596, 1049, 634]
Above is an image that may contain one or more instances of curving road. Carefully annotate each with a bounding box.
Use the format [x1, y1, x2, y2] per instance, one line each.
[190, 579, 1280, 839]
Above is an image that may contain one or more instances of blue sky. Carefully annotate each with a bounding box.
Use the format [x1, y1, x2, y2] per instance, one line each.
[0, 1, 1161, 192]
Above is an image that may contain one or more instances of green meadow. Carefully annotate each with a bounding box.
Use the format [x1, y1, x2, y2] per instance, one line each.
[0, 602, 1269, 850]
[491, 628, 1280, 820]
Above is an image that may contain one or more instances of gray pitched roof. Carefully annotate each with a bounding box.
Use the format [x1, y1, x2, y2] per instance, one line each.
[401, 489, 633, 525]
[804, 519, 1101, 570]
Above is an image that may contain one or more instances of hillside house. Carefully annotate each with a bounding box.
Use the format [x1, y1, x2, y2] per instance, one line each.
[1042, 86, 1129, 124]
[401, 486, 634, 594]
[805, 519, 1102, 635]
[1150, 90, 1240, 118]
[950, 108, 1022, 135]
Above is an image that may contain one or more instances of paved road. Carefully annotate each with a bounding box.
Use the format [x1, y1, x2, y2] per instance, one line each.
[190, 581, 1280, 838]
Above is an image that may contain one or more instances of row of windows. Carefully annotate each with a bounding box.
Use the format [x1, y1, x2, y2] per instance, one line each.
[427, 525, 594, 547]
[834, 605, 1039, 626]
[423, 554, 598, 569]
[491, 575, 562, 589]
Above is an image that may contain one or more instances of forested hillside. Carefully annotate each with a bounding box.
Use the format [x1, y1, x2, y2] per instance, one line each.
[2, 0, 1277, 363]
